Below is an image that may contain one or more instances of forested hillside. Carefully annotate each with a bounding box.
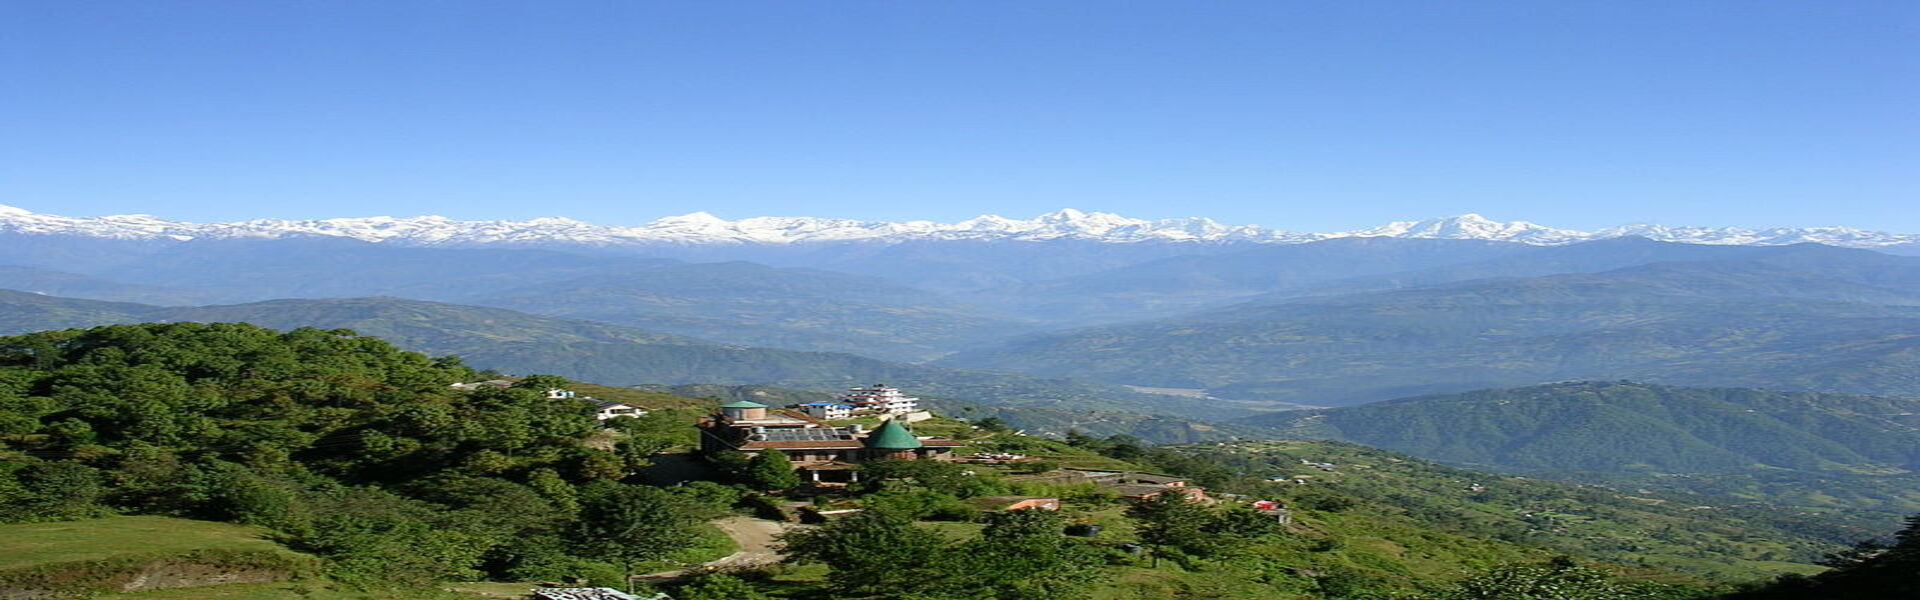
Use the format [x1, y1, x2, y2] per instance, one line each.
[1244, 381, 1920, 516]
[0, 323, 733, 595]
[1096, 439, 1884, 579]
[941, 258, 1920, 406]
[1248, 382, 1920, 474]
[1, 323, 1909, 599]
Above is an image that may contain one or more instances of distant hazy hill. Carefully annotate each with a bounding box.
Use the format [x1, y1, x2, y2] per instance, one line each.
[83, 237, 648, 302]
[940, 255, 1920, 406]
[962, 237, 1526, 324]
[0, 290, 1250, 441]
[0, 265, 221, 305]
[1246, 381, 1920, 474]
[1241, 381, 1920, 514]
[459, 260, 1028, 360]
[11, 222, 1920, 365]
[0, 236, 1026, 361]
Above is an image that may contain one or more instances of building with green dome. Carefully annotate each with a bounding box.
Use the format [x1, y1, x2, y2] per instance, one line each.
[697, 400, 967, 485]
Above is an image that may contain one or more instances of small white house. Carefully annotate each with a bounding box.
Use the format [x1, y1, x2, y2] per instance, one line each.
[546, 388, 578, 400]
[800, 401, 855, 420]
[449, 379, 514, 392]
[592, 400, 648, 421]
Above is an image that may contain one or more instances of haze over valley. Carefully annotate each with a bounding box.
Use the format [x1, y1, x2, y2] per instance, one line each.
[5, 3, 1914, 598]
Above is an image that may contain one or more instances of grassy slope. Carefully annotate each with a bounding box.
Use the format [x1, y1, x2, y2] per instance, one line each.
[569, 382, 717, 411]
[1164, 441, 1850, 580]
[0, 515, 734, 600]
[0, 516, 385, 600]
[0, 516, 299, 571]
[98, 583, 476, 600]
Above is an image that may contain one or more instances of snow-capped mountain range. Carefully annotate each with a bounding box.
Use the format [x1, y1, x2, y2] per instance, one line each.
[1, 204, 1914, 249]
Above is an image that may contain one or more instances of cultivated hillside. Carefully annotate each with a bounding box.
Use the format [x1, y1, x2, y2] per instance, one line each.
[1242, 381, 1920, 515]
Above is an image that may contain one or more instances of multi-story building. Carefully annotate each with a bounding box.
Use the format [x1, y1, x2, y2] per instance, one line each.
[697, 399, 964, 484]
[836, 384, 920, 414]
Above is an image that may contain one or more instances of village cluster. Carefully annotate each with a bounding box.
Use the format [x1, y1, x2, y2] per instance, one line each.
[483, 383, 1297, 600]
[450, 380, 1303, 518]
[690, 384, 1292, 518]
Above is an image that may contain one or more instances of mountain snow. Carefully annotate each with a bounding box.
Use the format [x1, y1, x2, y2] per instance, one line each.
[0, 204, 1914, 249]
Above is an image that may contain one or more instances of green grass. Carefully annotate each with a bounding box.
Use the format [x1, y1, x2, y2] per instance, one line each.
[97, 582, 481, 600]
[915, 520, 986, 541]
[630, 521, 739, 574]
[0, 516, 297, 571]
[571, 382, 715, 411]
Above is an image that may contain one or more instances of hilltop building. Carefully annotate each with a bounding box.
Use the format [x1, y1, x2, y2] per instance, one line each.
[797, 384, 920, 419]
[697, 399, 965, 483]
[591, 400, 649, 421]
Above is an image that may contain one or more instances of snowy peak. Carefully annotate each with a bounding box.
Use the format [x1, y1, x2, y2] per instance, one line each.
[0, 205, 1914, 249]
[1350, 214, 1590, 245]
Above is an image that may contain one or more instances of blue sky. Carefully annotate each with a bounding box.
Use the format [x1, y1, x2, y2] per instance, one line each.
[2, 1, 1914, 231]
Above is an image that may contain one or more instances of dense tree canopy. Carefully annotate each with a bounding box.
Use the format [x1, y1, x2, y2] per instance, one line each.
[0, 323, 704, 587]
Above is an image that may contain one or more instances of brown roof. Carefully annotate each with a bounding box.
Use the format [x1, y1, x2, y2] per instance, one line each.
[740, 440, 866, 450]
[796, 461, 862, 471]
[773, 409, 828, 424]
[1121, 473, 1188, 485]
[1112, 484, 1173, 498]
[972, 496, 1052, 503]
[919, 439, 969, 447]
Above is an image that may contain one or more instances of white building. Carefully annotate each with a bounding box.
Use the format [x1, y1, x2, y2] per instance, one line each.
[592, 400, 648, 421]
[837, 384, 920, 414]
[799, 401, 856, 420]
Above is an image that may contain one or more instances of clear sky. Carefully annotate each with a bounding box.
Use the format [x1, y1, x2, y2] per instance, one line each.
[2, 1, 1914, 232]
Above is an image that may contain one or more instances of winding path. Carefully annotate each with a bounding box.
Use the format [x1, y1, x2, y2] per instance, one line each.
[639, 516, 792, 579]
[704, 516, 789, 568]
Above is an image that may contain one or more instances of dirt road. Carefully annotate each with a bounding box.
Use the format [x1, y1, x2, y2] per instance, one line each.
[639, 516, 792, 580]
[705, 516, 788, 568]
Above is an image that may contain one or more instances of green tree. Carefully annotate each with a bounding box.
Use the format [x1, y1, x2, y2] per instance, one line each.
[941, 508, 1108, 600]
[667, 480, 745, 519]
[570, 483, 701, 592]
[1125, 493, 1214, 564]
[0, 461, 109, 522]
[511, 374, 572, 393]
[856, 457, 1003, 498]
[674, 572, 774, 600]
[706, 449, 753, 484]
[1440, 558, 1635, 600]
[743, 449, 801, 491]
[295, 487, 490, 586]
[780, 510, 944, 595]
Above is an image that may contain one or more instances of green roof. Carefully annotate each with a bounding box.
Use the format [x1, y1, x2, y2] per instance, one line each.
[863, 419, 923, 450]
[718, 400, 768, 409]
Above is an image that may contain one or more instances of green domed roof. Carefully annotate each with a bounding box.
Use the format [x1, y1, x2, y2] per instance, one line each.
[718, 400, 768, 409]
[863, 419, 922, 450]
